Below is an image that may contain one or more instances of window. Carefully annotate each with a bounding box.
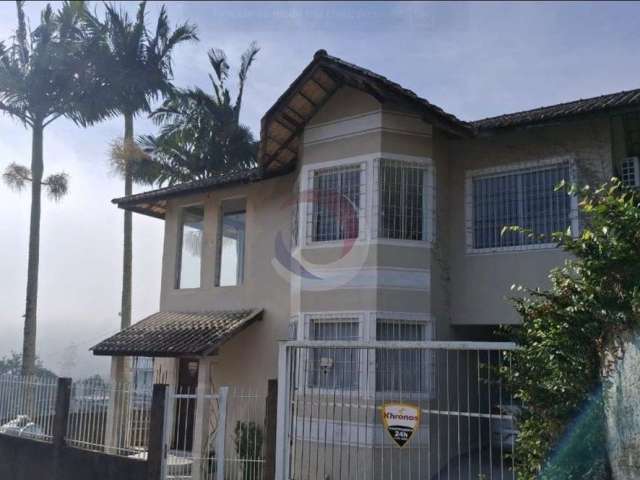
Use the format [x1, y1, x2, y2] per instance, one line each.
[620, 156, 640, 188]
[308, 164, 365, 242]
[376, 319, 431, 392]
[176, 205, 204, 289]
[623, 112, 640, 157]
[291, 188, 299, 248]
[216, 200, 246, 287]
[377, 159, 429, 240]
[470, 162, 572, 250]
[308, 317, 360, 389]
[288, 317, 298, 340]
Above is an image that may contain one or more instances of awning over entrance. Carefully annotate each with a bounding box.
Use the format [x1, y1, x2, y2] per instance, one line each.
[91, 309, 263, 357]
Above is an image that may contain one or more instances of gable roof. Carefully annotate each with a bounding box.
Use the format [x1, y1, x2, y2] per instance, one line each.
[258, 49, 474, 171]
[91, 309, 263, 357]
[111, 51, 640, 217]
[473, 88, 640, 130]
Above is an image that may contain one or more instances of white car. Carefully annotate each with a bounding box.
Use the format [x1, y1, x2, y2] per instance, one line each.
[0, 415, 45, 439]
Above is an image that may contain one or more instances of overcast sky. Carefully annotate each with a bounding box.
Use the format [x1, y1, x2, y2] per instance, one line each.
[1, 1, 638, 378]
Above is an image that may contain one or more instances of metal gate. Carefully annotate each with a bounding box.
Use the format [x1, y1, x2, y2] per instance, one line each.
[163, 386, 266, 480]
[276, 341, 518, 480]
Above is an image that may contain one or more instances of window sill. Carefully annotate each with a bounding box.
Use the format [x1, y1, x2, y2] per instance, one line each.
[466, 242, 561, 255]
[295, 388, 434, 400]
[371, 238, 433, 248]
[303, 237, 365, 249]
[171, 286, 203, 293]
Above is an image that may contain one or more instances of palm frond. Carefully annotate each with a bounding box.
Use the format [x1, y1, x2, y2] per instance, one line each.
[207, 48, 229, 84]
[2, 162, 31, 190]
[43, 172, 69, 201]
[234, 41, 259, 122]
[109, 136, 160, 185]
[15, 1, 29, 67]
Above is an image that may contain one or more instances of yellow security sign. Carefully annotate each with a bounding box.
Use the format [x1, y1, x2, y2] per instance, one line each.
[381, 402, 420, 447]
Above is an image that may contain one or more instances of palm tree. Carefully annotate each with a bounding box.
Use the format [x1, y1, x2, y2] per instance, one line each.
[141, 43, 259, 185]
[0, 1, 95, 376]
[92, 1, 197, 331]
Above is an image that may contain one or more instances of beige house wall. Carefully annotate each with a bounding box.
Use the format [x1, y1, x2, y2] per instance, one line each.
[150, 88, 616, 386]
[158, 173, 295, 390]
[293, 86, 439, 339]
[447, 116, 613, 325]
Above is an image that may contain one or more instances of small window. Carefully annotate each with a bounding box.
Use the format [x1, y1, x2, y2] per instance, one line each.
[291, 188, 299, 248]
[377, 159, 429, 240]
[288, 317, 298, 340]
[216, 199, 246, 287]
[623, 112, 640, 157]
[620, 157, 640, 188]
[376, 319, 431, 392]
[471, 163, 572, 250]
[176, 205, 204, 289]
[308, 164, 365, 242]
[309, 317, 359, 389]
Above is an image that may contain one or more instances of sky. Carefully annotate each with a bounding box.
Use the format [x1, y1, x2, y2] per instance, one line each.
[1, 1, 639, 378]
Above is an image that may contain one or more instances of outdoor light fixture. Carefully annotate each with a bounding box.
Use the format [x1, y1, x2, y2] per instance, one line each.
[319, 357, 334, 375]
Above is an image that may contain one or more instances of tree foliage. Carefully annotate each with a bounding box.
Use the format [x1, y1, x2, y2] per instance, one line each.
[0, 352, 56, 378]
[3, 162, 69, 200]
[82, 1, 198, 121]
[0, 0, 98, 376]
[141, 43, 259, 185]
[0, 1, 95, 127]
[502, 179, 640, 479]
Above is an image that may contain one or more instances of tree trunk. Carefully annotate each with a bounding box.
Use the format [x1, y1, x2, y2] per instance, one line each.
[120, 112, 134, 330]
[21, 120, 44, 377]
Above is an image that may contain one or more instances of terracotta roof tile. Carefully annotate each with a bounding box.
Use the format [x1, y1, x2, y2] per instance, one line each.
[473, 88, 640, 130]
[91, 309, 263, 357]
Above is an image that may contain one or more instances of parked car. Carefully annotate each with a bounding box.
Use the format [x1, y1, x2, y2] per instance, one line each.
[0, 415, 45, 439]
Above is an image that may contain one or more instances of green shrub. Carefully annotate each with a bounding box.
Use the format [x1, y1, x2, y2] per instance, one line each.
[501, 180, 640, 479]
[234, 420, 264, 480]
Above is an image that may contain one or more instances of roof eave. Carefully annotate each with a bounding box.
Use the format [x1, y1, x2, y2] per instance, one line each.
[111, 167, 295, 219]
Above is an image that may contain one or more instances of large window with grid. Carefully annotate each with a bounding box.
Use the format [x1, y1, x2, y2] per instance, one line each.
[376, 159, 429, 241]
[470, 162, 573, 250]
[376, 319, 431, 393]
[308, 316, 360, 389]
[308, 164, 365, 242]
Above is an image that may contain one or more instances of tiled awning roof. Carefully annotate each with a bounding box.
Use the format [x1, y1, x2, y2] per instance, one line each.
[91, 309, 263, 357]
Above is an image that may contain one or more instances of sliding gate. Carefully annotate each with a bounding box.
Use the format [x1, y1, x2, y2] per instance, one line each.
[276, 341, 518, 480]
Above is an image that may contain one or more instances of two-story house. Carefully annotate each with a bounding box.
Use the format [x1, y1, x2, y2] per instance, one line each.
[91, 50, 640, 476]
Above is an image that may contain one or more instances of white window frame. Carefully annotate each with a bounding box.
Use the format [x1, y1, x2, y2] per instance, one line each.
[215, 197, 247, 287]
[465, 156, 579, 254]
[299, 311, 434, 397]
[620, 156, 640, 188]
[303, 160, 368, 246]
[303, 312, 365, 393]
[297, 153, 435, 249]
[369, 312, 434, 398]
[288, 315, 299, 340]
[174, 203, 205, 290]
[372, 156, 435, 245]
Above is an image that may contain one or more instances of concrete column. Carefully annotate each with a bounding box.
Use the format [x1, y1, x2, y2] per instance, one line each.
[147, 384, 168, 480]
[192, 357, 213, 480]
[105, 356, 131, 453]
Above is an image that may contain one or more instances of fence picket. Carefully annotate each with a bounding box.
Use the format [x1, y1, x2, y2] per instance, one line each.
[277, 340, 519, 480]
